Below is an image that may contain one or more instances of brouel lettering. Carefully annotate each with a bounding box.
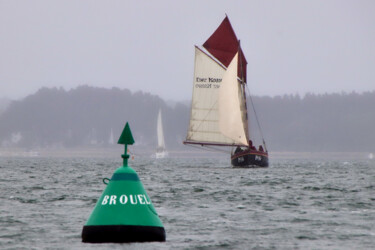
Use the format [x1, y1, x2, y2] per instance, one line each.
[101, 194, 153, 206]
[102, 195, 109, 205]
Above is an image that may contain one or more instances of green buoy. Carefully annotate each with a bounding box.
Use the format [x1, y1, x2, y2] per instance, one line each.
[82, 122, 166, 243]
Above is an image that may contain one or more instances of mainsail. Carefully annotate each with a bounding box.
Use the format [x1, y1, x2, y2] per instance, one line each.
[184, 16, 249, 147]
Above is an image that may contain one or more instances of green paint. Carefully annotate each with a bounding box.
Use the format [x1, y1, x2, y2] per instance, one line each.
[117, 122, 135, 167]
[84, 166, 163, 227]
[118, 122, 134, 145]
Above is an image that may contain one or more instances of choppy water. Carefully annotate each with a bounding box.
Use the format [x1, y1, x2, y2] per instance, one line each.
[0, 156, 374, 249]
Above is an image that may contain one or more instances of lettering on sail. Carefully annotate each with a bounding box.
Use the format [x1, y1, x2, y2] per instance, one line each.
[195, 77, 222, 88]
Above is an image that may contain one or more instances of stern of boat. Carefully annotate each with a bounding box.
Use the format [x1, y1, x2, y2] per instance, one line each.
[231, 150, 268, 168]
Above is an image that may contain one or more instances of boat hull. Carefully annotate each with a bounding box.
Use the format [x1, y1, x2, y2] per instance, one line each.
[231, 150, 268, 168]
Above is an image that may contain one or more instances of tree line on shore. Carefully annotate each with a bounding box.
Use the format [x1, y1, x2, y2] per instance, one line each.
[0, 86, 374, 152]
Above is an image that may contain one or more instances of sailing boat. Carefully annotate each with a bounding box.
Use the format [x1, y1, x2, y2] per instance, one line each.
[155, 109, 168, 159]
[183, 16, 269, 168]
[108, 128, 114, 145]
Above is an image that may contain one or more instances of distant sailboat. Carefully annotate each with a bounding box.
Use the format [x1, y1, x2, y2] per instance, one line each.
[108, 128, 114, 145]
[183, 16, 269, 168]
[155, 109, 168, 159]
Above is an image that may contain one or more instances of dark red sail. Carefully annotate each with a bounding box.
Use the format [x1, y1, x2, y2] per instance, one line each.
[203, 16, 247, 82]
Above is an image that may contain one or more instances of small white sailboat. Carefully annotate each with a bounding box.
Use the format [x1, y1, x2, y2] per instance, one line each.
[155, 109, 168, 159]
[108, 128, 114, 145]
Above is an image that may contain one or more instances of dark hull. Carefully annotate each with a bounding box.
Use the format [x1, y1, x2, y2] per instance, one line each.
[82, 225, 166, 243]
[231, 150, 269, 168]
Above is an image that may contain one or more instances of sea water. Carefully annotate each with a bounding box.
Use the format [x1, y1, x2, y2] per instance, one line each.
[0, 156, 374, 249]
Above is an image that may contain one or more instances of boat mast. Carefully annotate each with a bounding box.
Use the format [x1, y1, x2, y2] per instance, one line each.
[238, 41, 250, 146]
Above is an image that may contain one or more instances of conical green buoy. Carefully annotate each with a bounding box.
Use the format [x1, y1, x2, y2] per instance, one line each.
[82, 122, 166, 243]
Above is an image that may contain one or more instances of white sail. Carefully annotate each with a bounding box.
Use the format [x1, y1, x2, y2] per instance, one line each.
[157, 109, 165, 149]
[218, 52, 248, 146]
[108, 128, 114, 144]
[185, 47, 248, 146]
[155, 109, 168, 158]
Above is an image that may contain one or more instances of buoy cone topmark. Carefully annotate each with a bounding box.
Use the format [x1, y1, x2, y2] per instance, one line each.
[82, 122, 166, 243]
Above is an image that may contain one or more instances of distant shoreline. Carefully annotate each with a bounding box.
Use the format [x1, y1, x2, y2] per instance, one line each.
[0, 147, 373, 160]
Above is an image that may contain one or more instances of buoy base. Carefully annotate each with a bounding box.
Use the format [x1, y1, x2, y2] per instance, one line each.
[82, 225, 166, 243]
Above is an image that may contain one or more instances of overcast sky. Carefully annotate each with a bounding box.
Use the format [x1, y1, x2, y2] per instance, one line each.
[1, 0, 374, 101]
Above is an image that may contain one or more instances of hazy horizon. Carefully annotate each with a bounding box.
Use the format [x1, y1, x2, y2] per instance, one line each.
[1, 1, 375, 101]
[2, 84, 375, 103]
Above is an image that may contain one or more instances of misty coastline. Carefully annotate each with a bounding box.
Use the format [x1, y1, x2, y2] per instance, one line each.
[0, 86, 374, 155]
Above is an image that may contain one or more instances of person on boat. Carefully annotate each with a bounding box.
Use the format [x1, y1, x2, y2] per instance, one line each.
[235, 146, 243, 154]
[249, 140, 256, 151]
[258, 145, 264, 152]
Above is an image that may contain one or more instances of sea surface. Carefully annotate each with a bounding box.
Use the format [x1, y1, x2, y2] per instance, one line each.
[0, 155, 374, 249]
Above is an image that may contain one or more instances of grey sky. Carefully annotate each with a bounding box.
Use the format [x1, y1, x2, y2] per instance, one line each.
[1, 0, 374, 101]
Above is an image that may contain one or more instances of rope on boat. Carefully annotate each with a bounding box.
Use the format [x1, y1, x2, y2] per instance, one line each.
[246, 85, 268, 152]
